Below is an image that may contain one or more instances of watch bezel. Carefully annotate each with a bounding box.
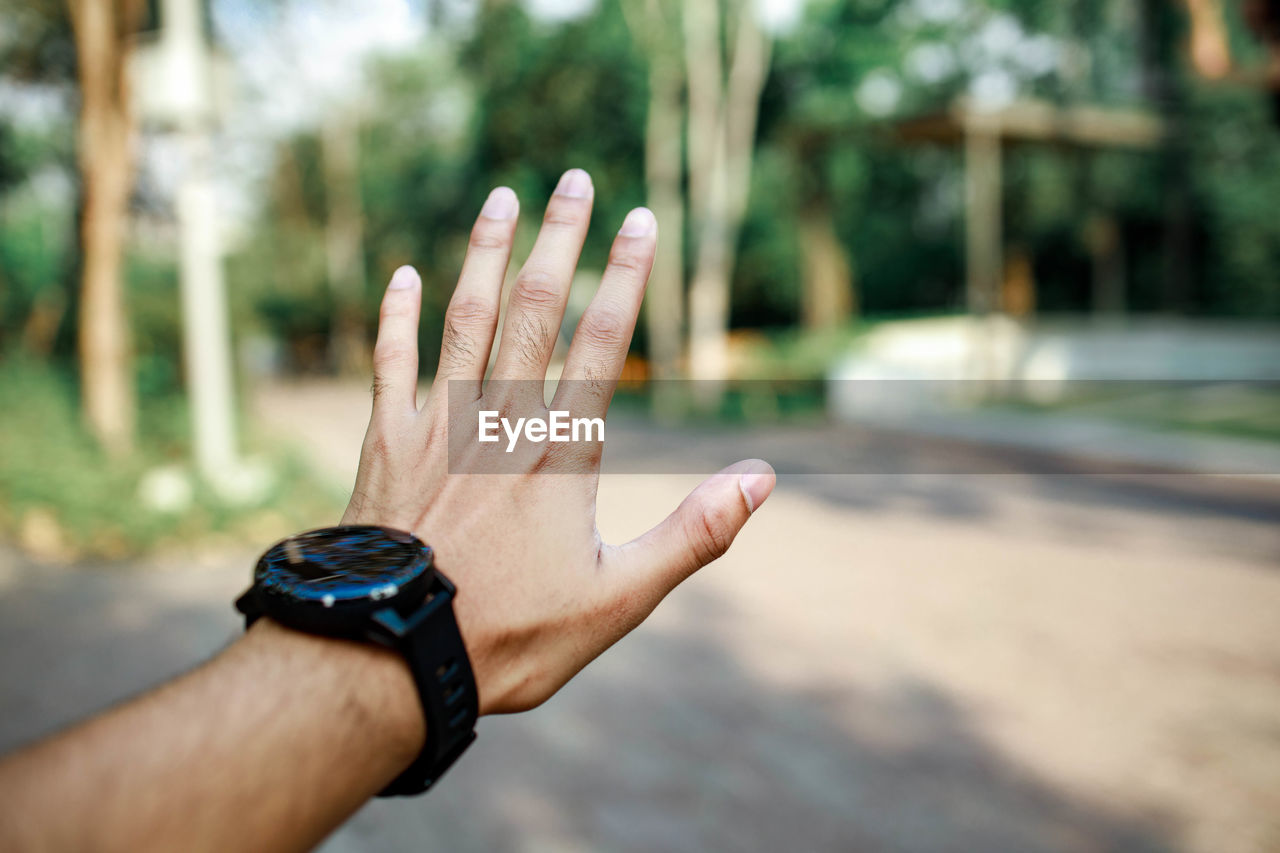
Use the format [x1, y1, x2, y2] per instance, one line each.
[237, 525, 433, 637]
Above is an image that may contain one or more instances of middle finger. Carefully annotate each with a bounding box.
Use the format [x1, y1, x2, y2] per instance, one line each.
[490, 168, 594, 383]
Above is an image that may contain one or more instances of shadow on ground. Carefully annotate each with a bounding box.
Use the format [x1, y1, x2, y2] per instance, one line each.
[389, 585, 1180, 853]
[0, 551, 1179, 853]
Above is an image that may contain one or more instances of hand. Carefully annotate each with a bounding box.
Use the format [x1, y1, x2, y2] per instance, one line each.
[341, 169, 775, 716]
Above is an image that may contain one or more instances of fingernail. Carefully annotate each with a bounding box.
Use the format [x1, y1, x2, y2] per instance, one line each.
[738, 461, 775, 513]
[555, 168, 593, 199]
[388, 265, 420, 290]
[618, 207, 656, 237]
[480, 186, 518, 220]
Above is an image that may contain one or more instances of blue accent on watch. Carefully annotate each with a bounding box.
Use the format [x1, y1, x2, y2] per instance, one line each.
[254, 526, 428, 603]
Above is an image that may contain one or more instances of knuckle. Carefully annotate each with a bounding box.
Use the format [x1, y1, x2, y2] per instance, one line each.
[543, 201, 586, 228]
[481, 382, 535, 421]
[439, 298, 494, 371]
[539, 439, 598, 473]
[605, 251, 649, 277]
[512, 269, 564, 312]
[468, 225, 509, 252]
[692, 501, 737, 565]
[373, 340, 414, 372]
[445, 295, 496, 330]
[576, 307, 628, 351]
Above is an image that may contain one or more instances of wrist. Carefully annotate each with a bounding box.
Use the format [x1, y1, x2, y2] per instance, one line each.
[243, 618, 426, 771]
[237, 526, 479, 794]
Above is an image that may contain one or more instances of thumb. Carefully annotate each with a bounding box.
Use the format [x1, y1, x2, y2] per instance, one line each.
[615, 458, 775, 600]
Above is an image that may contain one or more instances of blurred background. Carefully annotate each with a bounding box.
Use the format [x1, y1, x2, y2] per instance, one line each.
[1, 0, 1279, 850]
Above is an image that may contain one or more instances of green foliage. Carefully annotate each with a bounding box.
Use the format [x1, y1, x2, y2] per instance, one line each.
[0, 86, 78, 355]
[0, 184, 73, 349]
[0, 357, 345, 559]
[126, 250, 186, 397]
[235, 1, 651, 374]
[226, 0, 1280, 380]
[227, 212, 334, 372]
[1184, 84, 1280, 316]
[733, 147, 803, 328]
[463, 0, 647, 240]
[7, 0, 1279, 404]
[0, 0, 76, 86]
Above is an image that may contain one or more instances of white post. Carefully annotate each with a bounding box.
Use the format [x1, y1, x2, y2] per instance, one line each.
[143, 0, 245, 495]
[177, 129, 239, 483]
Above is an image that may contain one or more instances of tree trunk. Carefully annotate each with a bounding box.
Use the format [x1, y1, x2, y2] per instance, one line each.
[623, 0, 686, 418]
[682, 0, 719, 225]
[644, 57, 686, 402]
[1085, 214, 1126, 316]
[684, 0, 770, 391]
[799, 202, 854, 331]
[963, 124, 1002, 315]
[70, 0, 142, 457]
[322, 107, 369, 376]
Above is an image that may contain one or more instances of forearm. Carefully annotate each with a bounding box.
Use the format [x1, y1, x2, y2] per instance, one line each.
[0, 620, 424, 853]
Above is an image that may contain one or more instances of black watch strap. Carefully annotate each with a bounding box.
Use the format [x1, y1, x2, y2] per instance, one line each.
[372, 569, 479, 797]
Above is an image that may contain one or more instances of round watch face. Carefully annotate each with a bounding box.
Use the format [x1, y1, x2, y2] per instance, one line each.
[255, 526, 431, 607]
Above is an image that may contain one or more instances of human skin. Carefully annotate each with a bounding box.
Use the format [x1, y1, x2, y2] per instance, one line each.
[0, 169, 775, 852]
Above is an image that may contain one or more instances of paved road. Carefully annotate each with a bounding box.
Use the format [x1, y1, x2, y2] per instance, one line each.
[2, 382, 1278, 852]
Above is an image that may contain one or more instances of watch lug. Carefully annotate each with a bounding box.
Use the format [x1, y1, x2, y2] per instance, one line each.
[234, 589, 260, 625]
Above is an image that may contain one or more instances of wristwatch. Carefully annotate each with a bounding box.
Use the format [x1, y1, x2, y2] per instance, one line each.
[234, 525, 478, 796]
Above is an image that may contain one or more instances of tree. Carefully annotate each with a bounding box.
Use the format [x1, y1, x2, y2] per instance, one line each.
[321, 105, 370, 376]
[684, 0, 771, 390]
[68, 0, 144, 456]
[0, 1, 78, 358]
[622, 0, 685, 386]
